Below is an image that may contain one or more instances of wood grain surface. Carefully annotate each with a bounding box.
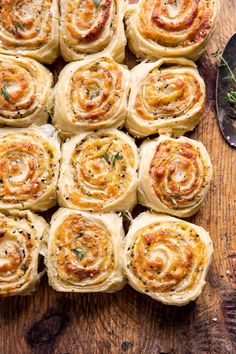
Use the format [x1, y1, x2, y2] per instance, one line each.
[0, 1, 236, 353]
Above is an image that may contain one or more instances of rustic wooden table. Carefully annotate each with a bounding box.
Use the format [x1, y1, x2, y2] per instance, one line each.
[0, 1, 236, 353]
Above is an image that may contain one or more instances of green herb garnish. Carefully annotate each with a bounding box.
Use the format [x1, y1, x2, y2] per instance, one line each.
[104, 151, 110, 164]
[111, 152, 123, 166]
[44, 106, 52, 117]
[14, 22, 25, 32]
[72, 248, 85, 259]
[93, 0, 101, 7]
[103, 150, 123, 166]
[172, 194, 182, 199]
[0, 88, 10, 102]
[226, 91, 236, 106]
[212, 49, 236, 108]
[90, 90, 101, 100]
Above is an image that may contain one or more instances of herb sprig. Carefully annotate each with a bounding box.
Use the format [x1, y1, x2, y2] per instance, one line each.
[103, 147, 123, 166]
[93, 0, 101, 7]
[0, 88, 10, 102]
[213, 49, 236, 108]
[14, 22, 25, 32]
[72, 248, 85, 259]
[44, 106, 52, 117]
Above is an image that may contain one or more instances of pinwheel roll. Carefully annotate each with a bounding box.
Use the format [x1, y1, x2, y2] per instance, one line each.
[125, 0, 219, 61]
[123, 212, 213, 305]
[0, 125, 61, 211]
[53, 57, 130, 136]
[0, 0, 59, 64]
[126, 58, 206, 138]
[0, 210, 48, 296]
[138, 136, 212, 218]
[60, 0, 126, 62]
[0, 55, 53, 127]
[58, 129, 138, 212]
[46, 208, 125, 293]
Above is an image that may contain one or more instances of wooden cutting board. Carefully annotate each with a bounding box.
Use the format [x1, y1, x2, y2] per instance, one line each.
[0, 1, 236, 353]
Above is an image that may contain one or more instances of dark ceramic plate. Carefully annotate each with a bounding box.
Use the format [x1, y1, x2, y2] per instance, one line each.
[216, 32, 236, 148]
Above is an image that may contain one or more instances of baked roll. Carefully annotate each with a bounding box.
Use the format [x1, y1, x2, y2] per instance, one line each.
[0, 125, 61, 211]
[58, 129, 138, 212]
[53, 57, 130, 136]
[125, 0, 219, 61]
[60, 0, 126, 62]
[138, 135, 212, 218]
[0, 55, 53, 127]
[46, 208, 125, 293]
[123, 212, 213, 306]
[0, 0, 59, 64]
[0, 209, 48, 296]
[126, 58, 206, 138]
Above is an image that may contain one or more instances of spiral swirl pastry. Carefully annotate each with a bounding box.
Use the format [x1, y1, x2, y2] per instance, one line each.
[123, 212, 213, 305]
[0, 125, 61, 211]
[0, 210, 48, 296]
[0, 55, 53, 127]
[138, 136, 212, 218]
[0, 0, 59, 64]
[60, 0, 126, 62]
[53, 57, 130, 136]
[125, 0, 219, 60]
[58, 129, 138, 212]
[126, 58, 206, 138]
[46, 208, 125, 292]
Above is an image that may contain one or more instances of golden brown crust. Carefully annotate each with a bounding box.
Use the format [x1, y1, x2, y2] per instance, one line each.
[0, 209, 48, 296]
[0, 0, 59, 63]
[126, 58, 206, 138]
[125, 0, 219, 60]
[0, 55, 53, 127]
[53, 57, 130, 136]
[122, 212, 213, 305]
[58, 129, 138, 213]
[0, 125, 61, 211]
[60, 0, 126, 62]
[138, 135, 212, 217]
[46, 208, 125, 292]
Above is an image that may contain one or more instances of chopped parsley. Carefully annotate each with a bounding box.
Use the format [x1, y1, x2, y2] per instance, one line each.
[72, 248, 85, 259]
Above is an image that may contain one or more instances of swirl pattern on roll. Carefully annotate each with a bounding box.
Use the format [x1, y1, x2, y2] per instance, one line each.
[0, 210, 48, 296]
[123, 213, 213, 305]
[58, 129, 138, 212]
[53, 57, 130, 136]
[0, 0, 59, 63]
[47, 208, 125, 292]
[0, 125, 61, 211]
[125, 0, 219, 60]
[60, 0, 126, 62]
[126, 58, 206, 138]
[138, 136, 212, 217]
[0, 55, 53, 127]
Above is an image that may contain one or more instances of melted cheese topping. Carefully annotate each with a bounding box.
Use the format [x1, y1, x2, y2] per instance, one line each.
[0, 127, 60, 210]
[126, 58, 206, 138]
[49, 213, 114, 287]
[0, 55, 52, 126]
[0, 210, 47, 296]
[70, 58, 122, 122]
[149, 139, 211, 210]
[0, 0, 59, 63]
[136, 66, 203, 122]
[53, 57, 130, 135]
[62, 0, 116, 54]
[138, 0, 215, 48]
[125, 215, 213, 306]
[59, 131, 137, 212]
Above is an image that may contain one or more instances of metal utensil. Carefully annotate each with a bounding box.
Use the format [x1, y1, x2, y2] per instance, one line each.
[216, 32, 236, 148]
